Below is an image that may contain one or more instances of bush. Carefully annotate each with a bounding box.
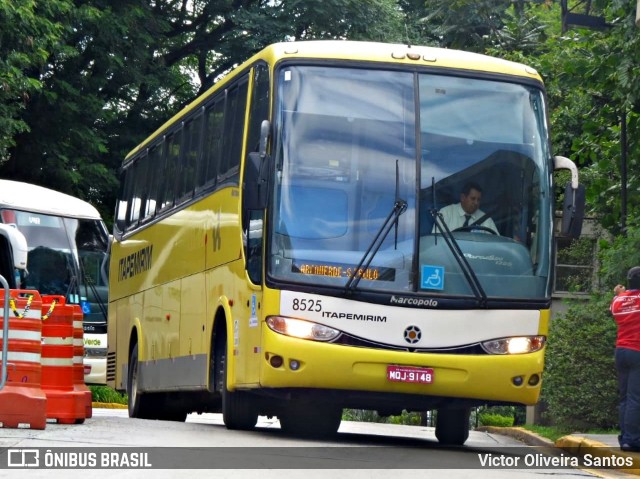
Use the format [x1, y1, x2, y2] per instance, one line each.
[474, 405, 524, 427]
[478, 413, 514, 427]
[342, 409, 429, 426]
[538, 223, 640, 430]
[542, 294, 618, 430]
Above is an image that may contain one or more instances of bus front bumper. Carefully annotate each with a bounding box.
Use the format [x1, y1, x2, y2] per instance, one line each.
[259, 328, 544, 406]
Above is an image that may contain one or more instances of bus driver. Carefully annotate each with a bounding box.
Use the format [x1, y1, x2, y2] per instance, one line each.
[433, 182, 498, 234]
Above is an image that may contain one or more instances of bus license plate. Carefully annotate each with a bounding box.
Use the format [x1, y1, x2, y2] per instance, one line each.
[387, 365, 434, 384]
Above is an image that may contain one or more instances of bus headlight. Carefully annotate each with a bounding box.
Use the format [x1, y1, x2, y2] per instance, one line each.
[266, 316, 341, 342]
[481, 336, 545, 355]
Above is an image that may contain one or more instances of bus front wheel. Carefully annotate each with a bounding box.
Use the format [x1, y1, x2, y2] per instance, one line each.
[216, 336, 258, 430]
[435, 407, 470, 446]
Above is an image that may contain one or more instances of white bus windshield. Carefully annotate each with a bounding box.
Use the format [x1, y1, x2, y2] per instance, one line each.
[269, 65, 552, 300]
[0, 209, 109, 322]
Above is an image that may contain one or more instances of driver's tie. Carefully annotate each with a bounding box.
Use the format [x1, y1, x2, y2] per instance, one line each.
[463, 214, 471, 227]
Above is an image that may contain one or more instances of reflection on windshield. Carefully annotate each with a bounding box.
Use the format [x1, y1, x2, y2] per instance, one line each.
[268, 66, 552, 301]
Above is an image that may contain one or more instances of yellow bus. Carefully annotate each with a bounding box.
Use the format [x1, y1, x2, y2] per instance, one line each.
[108, 40, 584, 444]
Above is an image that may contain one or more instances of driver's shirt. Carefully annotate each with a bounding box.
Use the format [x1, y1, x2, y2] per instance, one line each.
[432, 202, 499, 234]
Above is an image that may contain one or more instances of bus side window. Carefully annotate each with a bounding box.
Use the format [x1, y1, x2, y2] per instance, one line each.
[220, 78, 248, 184]
[116, 164, 135, 232]
[199, 97, 224, 189]
[246, 64, 270, 153]
[177, 115, 202, 203]
[143, 143, 163, 220]
[158, 131, 181, 211]
[128, 154, 147, 227]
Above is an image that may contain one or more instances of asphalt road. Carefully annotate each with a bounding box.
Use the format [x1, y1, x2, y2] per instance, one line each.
[0, 408, 630, 479]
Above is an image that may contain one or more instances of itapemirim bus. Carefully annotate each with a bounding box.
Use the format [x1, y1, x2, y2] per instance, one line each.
[0, 179, 110, 385]
[108, 40, 584, 444]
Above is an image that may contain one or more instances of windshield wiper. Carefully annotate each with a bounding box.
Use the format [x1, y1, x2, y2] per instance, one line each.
[345, 160, 406, 292]
[345, 198, 407, 292]
[430, 179, 487, 307]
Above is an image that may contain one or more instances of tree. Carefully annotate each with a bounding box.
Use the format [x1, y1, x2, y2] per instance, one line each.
[0, 0, 71, 162]
[0, 0, 404, 221]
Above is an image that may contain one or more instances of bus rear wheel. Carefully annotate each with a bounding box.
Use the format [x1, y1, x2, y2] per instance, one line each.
[435, 407, 470, 446]
[278, 404, 342, 438]
[216, 335, 258, 430]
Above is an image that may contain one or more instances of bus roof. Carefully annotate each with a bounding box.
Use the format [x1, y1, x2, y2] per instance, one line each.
[260, 40, 542, 79]
[126, 40, 543, 161]
[0, 179, 102, 220]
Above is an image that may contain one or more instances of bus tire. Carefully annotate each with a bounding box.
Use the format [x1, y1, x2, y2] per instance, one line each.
[435, 407, 470, 446]
[216, 336, 258, 430]
[278, 404, 342, 438]
[127, 343, 154, 419]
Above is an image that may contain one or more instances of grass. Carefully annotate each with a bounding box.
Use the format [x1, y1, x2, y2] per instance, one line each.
[520, 425, 573, 442]
[89, 385, 128, 405]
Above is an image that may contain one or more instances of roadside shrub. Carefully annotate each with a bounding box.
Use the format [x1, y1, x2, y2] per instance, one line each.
[474, 405, 524, 427]
[477, 413, 514, 427]
[342, 409, 430, 426]
[89, 385, 127, 404]
[541, 294, 618, 429]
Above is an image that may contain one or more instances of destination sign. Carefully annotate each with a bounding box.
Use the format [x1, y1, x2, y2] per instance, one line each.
[291, 261, 395, 281]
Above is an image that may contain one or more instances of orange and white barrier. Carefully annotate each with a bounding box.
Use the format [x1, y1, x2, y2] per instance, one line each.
[41, 295, 88, 424]
[0, 289, 47, 429]
[72, 304, 92, 419]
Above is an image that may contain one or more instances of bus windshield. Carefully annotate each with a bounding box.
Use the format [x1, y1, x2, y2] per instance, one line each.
[269, 65, 552, 300]
[0, 209, 109, 322]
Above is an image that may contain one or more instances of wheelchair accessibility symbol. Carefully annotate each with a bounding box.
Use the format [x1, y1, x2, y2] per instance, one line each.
[421, 265, 444, 290]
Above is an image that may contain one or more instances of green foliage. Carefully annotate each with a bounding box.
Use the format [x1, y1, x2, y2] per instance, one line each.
[474, 405, 525, 427]
[521, 424, 573, 443]
[0, 0, 72, 161]
[542, 294, 618, 430]
[89, 385, 127, 405]
[598, 220, 640, 287]
[342, 409, 427, 426]
[539, 225, 640, 429]
[477, 413, 514, 428]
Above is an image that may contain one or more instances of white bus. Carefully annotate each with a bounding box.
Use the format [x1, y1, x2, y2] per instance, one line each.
[0, 179, 110, 384]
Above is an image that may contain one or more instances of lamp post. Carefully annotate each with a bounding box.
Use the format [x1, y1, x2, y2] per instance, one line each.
[636, 0, 640, 26]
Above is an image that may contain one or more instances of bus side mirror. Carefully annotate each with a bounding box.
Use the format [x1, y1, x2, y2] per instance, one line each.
[554, 156, 584, 239]
[244, 120, 270, 210]
[561, 183, 585, 239]
[0, 223, 28, 271]
[259, 119, 269, 159]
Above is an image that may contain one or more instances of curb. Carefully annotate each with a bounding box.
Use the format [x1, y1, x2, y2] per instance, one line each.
[92, 402, 127, 409]
[480, 426, 640, 475]
[476, 426, 554, 448]
[555, 434, 640, 476]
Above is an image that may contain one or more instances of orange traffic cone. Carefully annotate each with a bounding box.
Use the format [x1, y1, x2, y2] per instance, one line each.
[0, 290, 47, 429]
[41, 295, 87, 424]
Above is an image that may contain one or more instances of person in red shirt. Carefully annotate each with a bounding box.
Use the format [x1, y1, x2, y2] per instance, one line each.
[611, 266, 640, 452]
